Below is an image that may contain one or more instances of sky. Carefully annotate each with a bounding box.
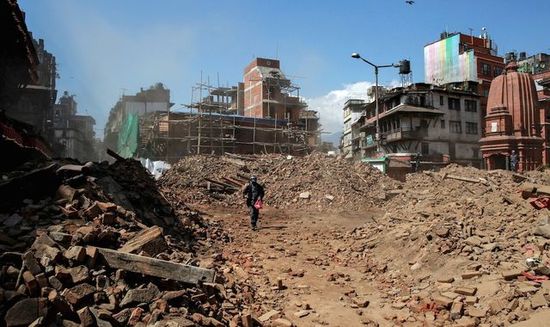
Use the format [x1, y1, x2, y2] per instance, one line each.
[19, 0, 550, 141]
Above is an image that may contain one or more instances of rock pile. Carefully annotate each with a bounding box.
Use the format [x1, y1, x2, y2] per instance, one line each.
[337, 164, 550, 325]
[0, 158, 259, 327]
[159, 152, 399, 210]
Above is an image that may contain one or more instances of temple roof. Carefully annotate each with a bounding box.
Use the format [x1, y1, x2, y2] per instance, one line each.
[486, 61, 540, 137]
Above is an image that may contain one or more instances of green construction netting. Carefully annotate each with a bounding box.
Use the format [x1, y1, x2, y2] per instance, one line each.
[117, 113, 139, 158]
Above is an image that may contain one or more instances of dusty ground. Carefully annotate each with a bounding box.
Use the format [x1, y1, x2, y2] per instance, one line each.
[199, 205, 405, 327]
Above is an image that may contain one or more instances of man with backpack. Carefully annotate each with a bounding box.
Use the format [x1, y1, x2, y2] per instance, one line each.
[242, 175, 265, 230]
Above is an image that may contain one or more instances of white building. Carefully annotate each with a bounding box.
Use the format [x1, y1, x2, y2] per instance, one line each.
[341, 99, 365, 158]
[353, 83, 482, 167]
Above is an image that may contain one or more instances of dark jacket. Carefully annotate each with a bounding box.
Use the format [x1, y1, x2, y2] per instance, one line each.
[243, 182, 265, 207]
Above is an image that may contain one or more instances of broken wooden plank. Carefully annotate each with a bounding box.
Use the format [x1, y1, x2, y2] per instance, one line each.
[95, 247, 215, 284]
[221, 177, 242, 187]
[204, 178, 238, 190]
[444, 174, 483, 184]
[226, 176, 246, 186]
[106, 148, 124, 161]
[520, 182, 550, 196]
[119, 226, 164, 254]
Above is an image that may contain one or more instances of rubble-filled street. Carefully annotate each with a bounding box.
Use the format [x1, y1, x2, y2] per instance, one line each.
[5, 152, 550, 326]
[160, 154, 550, 327]
[3, 0, 550, 326]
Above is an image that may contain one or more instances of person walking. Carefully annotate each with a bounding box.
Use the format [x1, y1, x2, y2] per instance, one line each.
[242, 175, 265, 230]
[510, 150, 518, 172]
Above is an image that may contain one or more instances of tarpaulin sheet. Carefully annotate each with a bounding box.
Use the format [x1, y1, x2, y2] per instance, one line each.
[117, 114, 139, 158]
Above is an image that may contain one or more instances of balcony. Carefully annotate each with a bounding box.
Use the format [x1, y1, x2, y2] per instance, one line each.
[383, 127, 427, 142]
[360, 134, 376, 149]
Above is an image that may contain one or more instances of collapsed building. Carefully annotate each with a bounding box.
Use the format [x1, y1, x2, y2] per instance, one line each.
[106, 58, 320, 161]
[0, 0, 54, 167]
[1, 0, 99, 163]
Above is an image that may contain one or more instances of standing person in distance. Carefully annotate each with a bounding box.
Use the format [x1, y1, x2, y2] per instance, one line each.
[243, 175, 265, 231]
[510, 150, 518, 172]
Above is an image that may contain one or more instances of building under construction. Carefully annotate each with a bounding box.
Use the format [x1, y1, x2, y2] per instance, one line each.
[128, 58, 320, 161]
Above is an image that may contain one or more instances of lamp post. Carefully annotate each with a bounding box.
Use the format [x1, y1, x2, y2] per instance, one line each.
[351, 52, 398, 153]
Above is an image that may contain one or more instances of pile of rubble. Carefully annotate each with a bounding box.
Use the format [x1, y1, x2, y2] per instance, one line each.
[159, 152, 399, 210]
[338, 164, 550, 325]
[0, 158, 261, 327]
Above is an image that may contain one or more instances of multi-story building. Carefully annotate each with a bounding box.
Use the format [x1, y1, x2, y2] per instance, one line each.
[341, 99, 365, 158]
[53, 91, 97, 161]
[424, 30, 505, 120]
[243, 58, 306, 122]
[352, 83, 482, 167]
[136, 58, 319, 160]
[1, 0, 56, 161]
[514, 52, 550, 164]
[104, 83, 172, 153]
[4, 37, 57, 141]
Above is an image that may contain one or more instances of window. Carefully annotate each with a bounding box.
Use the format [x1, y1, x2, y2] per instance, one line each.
[465, 100, 477, 112]
[421, 142, 429, 155]
[483, 89, 489, 97]
[440, 96, 444, 106]
[440, 120, 446, 129]
[465, 122, 478, 134]
[494, 67, 503, 76]
[481, 63, 491, 76]
[449, 98, 461, 110]
[450, 120, 462, 133]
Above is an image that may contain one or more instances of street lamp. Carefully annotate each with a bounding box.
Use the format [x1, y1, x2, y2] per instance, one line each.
[351, 52, 398, 153]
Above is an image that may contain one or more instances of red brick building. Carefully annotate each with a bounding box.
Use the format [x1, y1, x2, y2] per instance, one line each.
[243, 58, 305, 122]
[458, 33, 505, 116]
[533, 70, 550, 164]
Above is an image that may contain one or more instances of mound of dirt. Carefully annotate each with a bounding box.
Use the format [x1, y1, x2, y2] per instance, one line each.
[159, 153, 401, 210]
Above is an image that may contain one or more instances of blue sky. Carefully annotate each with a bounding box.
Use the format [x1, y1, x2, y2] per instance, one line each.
[19, 0, 550, 139]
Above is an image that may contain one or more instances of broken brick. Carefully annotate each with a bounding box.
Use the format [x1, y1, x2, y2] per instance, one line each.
[63, 283, 95, 306]
[454, 287, 477, 296]
[5, 298, 48, 327]
[120, 283, 160, 308]
[64, 246, 86, 262]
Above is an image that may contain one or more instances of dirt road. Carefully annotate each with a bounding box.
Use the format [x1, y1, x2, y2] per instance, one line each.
[200, 205, 407, 327]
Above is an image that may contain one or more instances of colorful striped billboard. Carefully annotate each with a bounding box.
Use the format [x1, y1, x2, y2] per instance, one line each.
[424, 34, 477, 85]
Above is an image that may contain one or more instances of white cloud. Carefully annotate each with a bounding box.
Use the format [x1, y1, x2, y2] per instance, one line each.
[306, 81, 402, 135]
[306, 81, 373, 135]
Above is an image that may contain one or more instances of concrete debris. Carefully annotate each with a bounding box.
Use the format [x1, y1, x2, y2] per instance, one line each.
[0, 158, 259, 326]
[6, 151, 550, 325]
[159, 152, 399, 210]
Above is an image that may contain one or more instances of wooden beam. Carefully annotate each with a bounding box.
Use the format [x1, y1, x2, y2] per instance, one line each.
[106, 148, 124, 161]
[221, 177, 243, 187]
[204, 178, 238, 190]
[443, 173, 487, 185]
[520, 183, 550, 196]
[95, 247, 215, 284]
[119, 226, 163, 254]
